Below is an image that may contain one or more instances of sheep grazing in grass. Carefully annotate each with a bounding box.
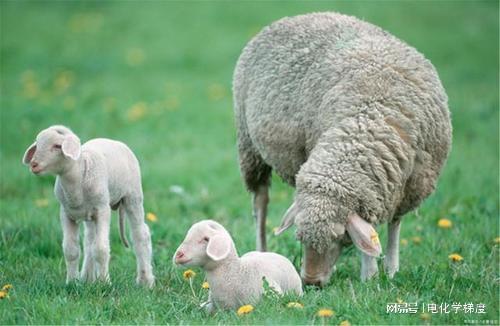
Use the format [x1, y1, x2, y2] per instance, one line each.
[233, 12, 452, 286]
[173, 220, 303, 312]
[22, 125, 155, 287]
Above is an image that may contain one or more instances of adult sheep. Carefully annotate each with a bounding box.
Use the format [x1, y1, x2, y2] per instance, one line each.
[233, 12, 452, 286]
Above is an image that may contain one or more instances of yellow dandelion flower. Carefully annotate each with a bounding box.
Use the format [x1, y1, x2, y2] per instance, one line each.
[54, 70, 74, 94]
[339, 321, 351, 326]
[183, 269, 196, 280]
[102, 97, 117, 113]
[207, 83, 226, 101]
[202, 281, 210, 289]
[23, 80, 40, 99]
[126, 48, 145, 66]
[400, 238, 408, 246]
[411, 236, 422, 244]
[0, 291, 7, 299]
[370, 231, 380, 245]
[438, 218, 452, 228]
[286, 302, 304, 309]
[63, 96, 76, 110]
[237, 304, 254, 315]
[146, 212, 158, 222]
[21, 70, 36, 83]
[164, 96, 180, 111]
[35, 198, 49, 207]
[396, 298, 404, 304]
[68, 13, 102, 33]
[127, 102, 147, 121]
[317, 308, 335, 317]
[494, 237, 500, 244]
[2, 284, 12, 292]
[21, 70, 40, 99]
[448, 253, 463, 262]
[420, 312, 431, 321]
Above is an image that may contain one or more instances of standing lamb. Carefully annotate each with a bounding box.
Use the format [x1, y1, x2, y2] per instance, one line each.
[173, 219, 303, 312]
[233, 12, 452, 286]
[22, 125, 155, 287]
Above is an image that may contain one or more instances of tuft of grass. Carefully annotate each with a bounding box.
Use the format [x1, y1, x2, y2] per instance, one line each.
[0, 1, 498, 324]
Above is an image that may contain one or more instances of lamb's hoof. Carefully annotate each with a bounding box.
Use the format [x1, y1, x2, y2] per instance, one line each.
[80, 271, 97, 283]
[201, 301, 215, 314]
[137, 275, 155, 288]
[65, 278, 80, 286]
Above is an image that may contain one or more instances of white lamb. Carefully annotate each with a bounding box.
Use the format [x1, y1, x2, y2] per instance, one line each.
[173, 219, 303, 312]
[22, 125, 154, 287]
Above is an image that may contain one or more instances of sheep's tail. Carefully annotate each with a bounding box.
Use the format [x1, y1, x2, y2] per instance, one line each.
[118, 205, 130, 248]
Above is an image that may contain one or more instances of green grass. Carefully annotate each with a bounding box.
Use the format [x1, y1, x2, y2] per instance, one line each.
[0, 1, 498, 324]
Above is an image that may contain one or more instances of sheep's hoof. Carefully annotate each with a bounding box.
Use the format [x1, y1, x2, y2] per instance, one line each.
[360, 269, 378, 281]
[383, 264, 399, 279]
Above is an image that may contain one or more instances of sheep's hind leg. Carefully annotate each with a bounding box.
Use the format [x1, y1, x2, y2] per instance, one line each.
[384, 219, 401, 278]
[253, 184, 269, 252]
[237, 131, 272, 252]
[361, 253, 378, 281]
[123, 198, 155, 287]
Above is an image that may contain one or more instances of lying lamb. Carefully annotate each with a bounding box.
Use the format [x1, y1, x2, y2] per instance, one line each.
[233, 12, 452, 285]
[22, 125, 154, 287]
[173, 219, 303, 312]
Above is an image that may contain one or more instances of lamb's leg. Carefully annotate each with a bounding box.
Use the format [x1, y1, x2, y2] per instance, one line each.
[201, 291, 215, 314]
[123, 199, 154, 287]
[80, 221, 96, 282]
[94, 206, 111, 283]
[361, 253, 378, 281]
[60, 208, 80, 283]
[253, 185, 269, 252]
[384, 219, 401, 278]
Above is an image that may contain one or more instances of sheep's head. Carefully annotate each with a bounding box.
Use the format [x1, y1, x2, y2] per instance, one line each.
[275, 197, 382, 287]
[173, 220, 236, 270]
[22, 125, 81, 176]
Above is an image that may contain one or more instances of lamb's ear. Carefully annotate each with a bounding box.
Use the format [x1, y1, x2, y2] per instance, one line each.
[274, 201, 299, 235]
[22, 142, 37, 165]
[61, 134, 81, 160]
[346, 213, 382, 257]
[206, 234, 231, 261]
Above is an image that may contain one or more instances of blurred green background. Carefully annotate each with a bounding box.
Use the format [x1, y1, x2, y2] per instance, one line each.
[0, 1, 498, 324]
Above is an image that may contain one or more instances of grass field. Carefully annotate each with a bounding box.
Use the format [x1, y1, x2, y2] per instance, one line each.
[0, 1, 498, 324]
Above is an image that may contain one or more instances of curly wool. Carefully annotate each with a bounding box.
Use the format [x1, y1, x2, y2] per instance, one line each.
[233, 12, 452, 252]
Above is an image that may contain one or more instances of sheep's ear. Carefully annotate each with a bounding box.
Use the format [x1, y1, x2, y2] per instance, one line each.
[274, 201, 299, 235]
[206, 234, 231, 261]
[346, 213, 382, 257]
[22, 142, 37, 165]
[61, 134, 81, 160]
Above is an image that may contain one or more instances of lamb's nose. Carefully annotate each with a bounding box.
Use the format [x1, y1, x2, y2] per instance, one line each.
[30, 162, 39, 168]
[175, 251, 185, 259]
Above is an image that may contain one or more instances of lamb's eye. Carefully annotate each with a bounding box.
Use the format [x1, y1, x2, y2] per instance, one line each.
[53, 144, 62, 149]
[203, 237, 209, 242]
